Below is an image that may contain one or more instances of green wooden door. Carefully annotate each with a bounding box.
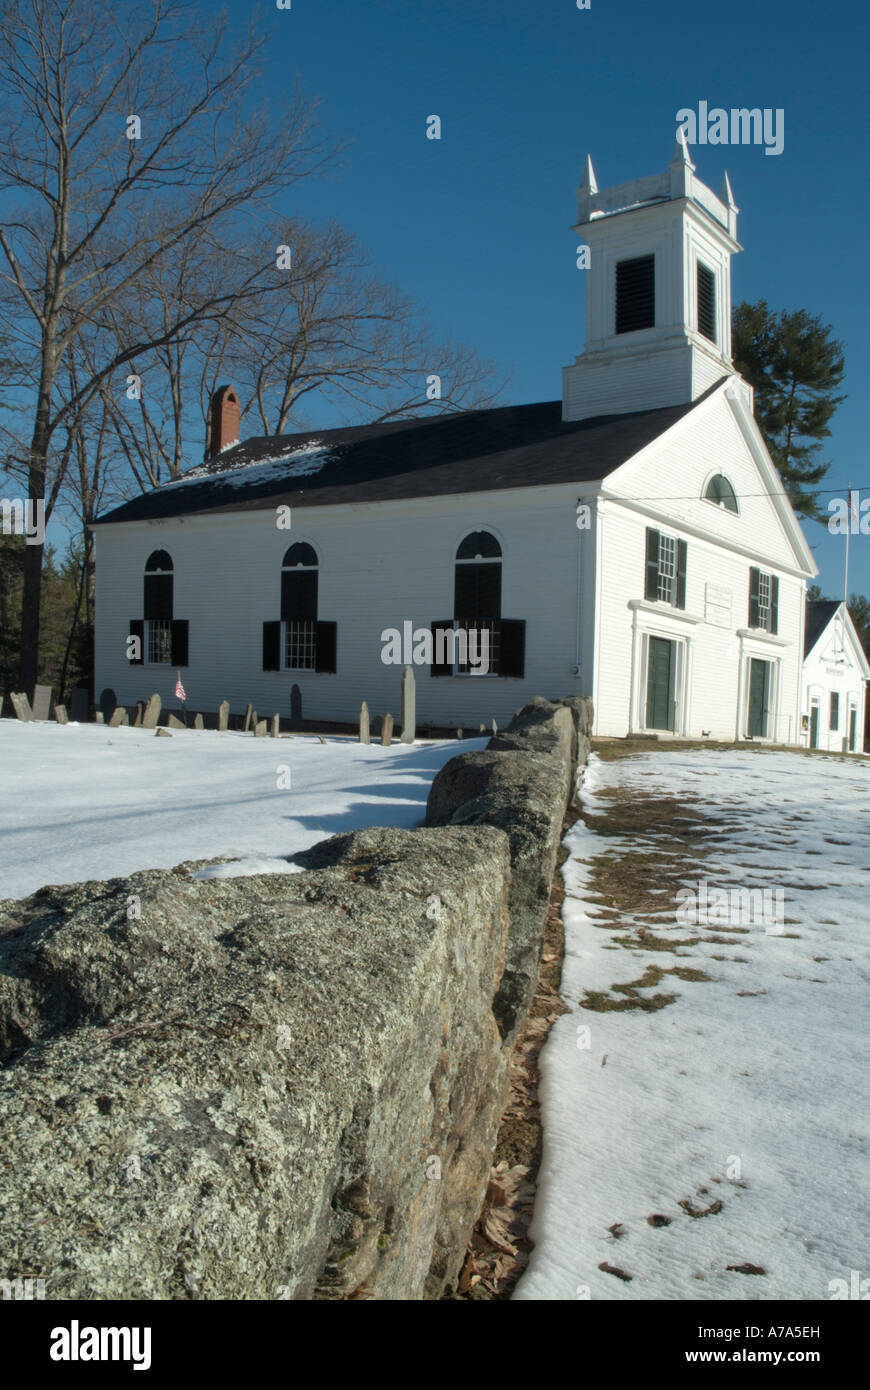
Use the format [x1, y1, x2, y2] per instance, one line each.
[809, 703, 819, 749]
[646, 637, 675, 731]
[748, 659, 770, 738]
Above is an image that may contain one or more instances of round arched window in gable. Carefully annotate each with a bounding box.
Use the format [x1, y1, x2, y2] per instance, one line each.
[704, 474, 739, 514]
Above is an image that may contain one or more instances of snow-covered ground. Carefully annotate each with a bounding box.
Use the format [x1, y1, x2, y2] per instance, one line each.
[515, 748, 870, 1302]
[0, 721, 483, 899]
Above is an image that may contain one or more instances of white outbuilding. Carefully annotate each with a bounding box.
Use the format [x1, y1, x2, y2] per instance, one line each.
[801, 600, 869, 753]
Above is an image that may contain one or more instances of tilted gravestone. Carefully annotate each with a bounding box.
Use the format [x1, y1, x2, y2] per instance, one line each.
[108, 707, 129, 727]
[133, 702, 144, 728]
[254, 719, 267, 738]
[218, 701, 230, 732]
[54, 705, 68, 725]
[194, 713, 204, 731]
[142, 694, 161, 729]
[380, 713, 394, 747]
[168, 713, 186, 730]
[290, 684, 303, 731]
[243, 704, 253, 733]
[10, 692, 34, 721]
[359, 702, 370, 745]
[32, 684, 52, 721]
[400, 667, 416, 744]
[70, 688, 89, 723]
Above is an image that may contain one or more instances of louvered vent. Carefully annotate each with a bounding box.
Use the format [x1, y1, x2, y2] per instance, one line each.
[697, 262, 716, 342]
[615, 255, 655, 334]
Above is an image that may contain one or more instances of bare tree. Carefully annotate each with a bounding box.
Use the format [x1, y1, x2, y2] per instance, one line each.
[0, 0, 334, 690]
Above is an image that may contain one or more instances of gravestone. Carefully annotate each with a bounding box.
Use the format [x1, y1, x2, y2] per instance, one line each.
[400, 667, 416, 744]
[492, 719, 498, 735]
[32, 684, 52, 721]
[109, 707, 129, 727]
[290, 685, 303, 731]
[10, 692, 34, 721]
[156, 727, 172, 738]
[243, 704, 253, 733]
[168, 713, 185, 730]
[218, 701, 230, 732]
[254, 719, 267, 738]
[479, 724, 486, 733]
[142, 694, 161, 729]
[98, 688, 116, 723]
[95, 711, 104, 724]
[133, 702, 143, 728]
[456, 728, 463, 739]
[359, 702, 370, 745]
[194, 713, 204, 731]
[380, 713, 394, 747]
[0, 695, 3, 717]
[71, 688, 89, 723]
[271, 714, 280, 738]
[54, 704, 68, 725]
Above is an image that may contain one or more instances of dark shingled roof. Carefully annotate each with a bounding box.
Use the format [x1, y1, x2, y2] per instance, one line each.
[94, 385, 724, 526]
[804, 599, 841, 657]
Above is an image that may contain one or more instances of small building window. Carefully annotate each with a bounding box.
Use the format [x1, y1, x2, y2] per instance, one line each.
[830, 692, 840, 731]
[697, 262, 716, 343]
[704, 474, 739, 513]
[616, 255, 655, 334]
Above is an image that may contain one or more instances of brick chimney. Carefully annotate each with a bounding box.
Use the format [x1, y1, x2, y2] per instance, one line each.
[206, 384, 241, 459]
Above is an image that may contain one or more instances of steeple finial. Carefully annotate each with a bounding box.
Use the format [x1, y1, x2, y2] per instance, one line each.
[669, 128, 695, 170]
[580, 154, 598, 194]
[721, 170, 737, 208]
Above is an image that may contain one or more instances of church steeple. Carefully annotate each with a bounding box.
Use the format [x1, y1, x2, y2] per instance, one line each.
[563, 145, 744, 422]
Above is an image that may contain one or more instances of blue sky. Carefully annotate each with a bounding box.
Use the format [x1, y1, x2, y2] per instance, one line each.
[64, 0, 870, 598]
[251, 0, 870, 598]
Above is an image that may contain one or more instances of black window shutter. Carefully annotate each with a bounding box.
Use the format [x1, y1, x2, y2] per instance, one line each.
[431, 622, 454, 677]
[697, 263, 716, 342]
[748, 567, 761, 627]
[616, 255, 655, 334]
[144, 573, 173, 620]
[314, 621, 337, 673]
[263, 620, 281, 672]
[499, 619, 526, 678]
[769, 575, 779, 634]
[170, 619, 189, 667]
[282, 570, 318, 622]
[645, 528, 660, 600]
[675, 539, 687, 610]
[129, 618, 144, 665]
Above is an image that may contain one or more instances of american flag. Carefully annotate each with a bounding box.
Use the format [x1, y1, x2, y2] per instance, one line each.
[175, 677, 186, 701]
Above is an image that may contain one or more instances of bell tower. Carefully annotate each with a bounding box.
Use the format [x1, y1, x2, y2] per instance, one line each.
[562, 141, 747, 421]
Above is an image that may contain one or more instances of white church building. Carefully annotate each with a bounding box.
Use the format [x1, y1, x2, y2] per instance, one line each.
[93, 142, 818, 741]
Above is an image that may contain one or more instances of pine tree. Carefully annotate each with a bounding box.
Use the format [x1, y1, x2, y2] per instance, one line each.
[732, 300, 845, 521]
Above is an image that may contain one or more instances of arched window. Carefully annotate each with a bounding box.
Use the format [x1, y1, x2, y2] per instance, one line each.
[281, 543, 319, 670]
[704, 474, 738, 513]
[454, 531, 502, 619]
[143, 550, 174, 664]
[130, 550, 187, 668]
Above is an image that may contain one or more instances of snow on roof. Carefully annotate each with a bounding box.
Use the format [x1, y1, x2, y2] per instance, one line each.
[162, 440, 335, 493]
